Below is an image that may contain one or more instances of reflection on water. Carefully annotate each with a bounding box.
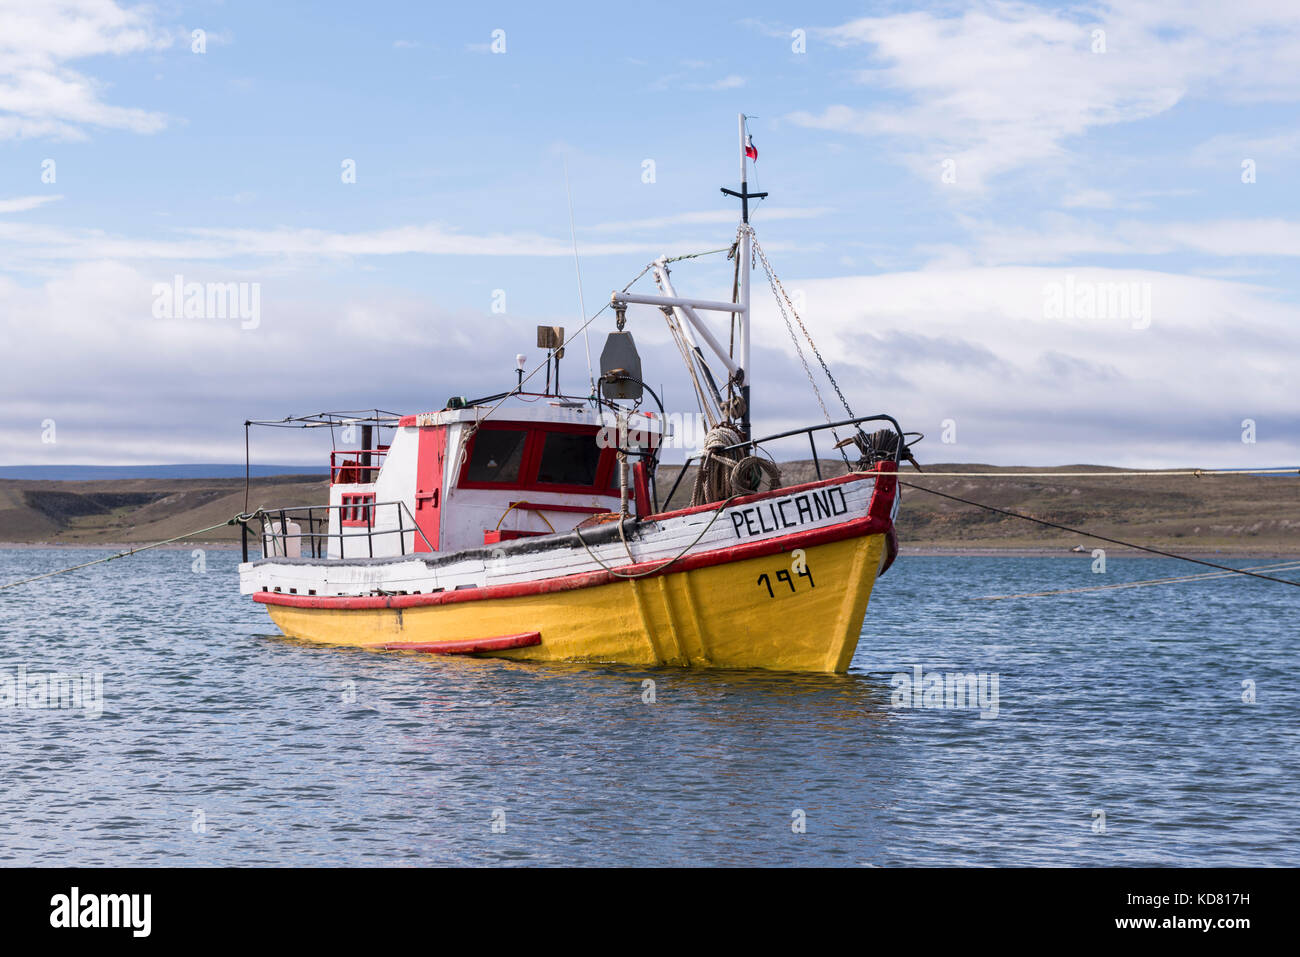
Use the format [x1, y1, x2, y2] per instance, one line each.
[0, 548, 1296, 865]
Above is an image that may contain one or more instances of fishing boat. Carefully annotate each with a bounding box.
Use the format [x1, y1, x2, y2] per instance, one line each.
[236, 115, 914, 673]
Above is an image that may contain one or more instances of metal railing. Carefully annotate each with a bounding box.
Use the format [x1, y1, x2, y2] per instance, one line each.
[329, 447, 390, 485]
[660, 414, 905, 510]
[237, 500, 432, 561]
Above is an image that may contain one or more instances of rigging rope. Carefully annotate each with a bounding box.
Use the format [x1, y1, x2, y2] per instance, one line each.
[748, 228, 855, 466]
[465, 244, 720, 441]
[978, 559, 1300, 601]
[750, 230, 855, 420]
[572, 496, 738, 579]
[0, 518, 241, 591]
[898, 480, 1300, 589]
[897, 468, 1300, 478]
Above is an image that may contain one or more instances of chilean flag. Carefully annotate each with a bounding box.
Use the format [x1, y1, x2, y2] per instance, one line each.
[744, 134, 758, 161]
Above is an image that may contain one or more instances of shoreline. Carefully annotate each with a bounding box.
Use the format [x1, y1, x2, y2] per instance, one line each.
[2, 541, 1296, 560]
[899, 546, 1300, 559]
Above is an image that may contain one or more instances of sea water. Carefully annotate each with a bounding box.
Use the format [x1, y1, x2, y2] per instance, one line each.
[0, 548, 1294, 866]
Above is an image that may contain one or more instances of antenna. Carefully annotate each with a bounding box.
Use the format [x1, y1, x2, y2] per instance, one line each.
[719, 113, 766, 442]
[563, 158, 595, 393]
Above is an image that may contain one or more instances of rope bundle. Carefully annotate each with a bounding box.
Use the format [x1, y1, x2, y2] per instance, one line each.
[690, 425, 781, 505]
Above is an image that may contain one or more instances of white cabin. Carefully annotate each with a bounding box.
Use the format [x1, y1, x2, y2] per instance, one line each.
[322, 403, 665, 559]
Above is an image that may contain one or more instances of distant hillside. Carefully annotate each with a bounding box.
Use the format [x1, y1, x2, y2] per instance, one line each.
[0, 463, 1296, 555]
[0, 464, 326, 480]
[656, 461, 1300, 555]
[0, 475, 328, 545]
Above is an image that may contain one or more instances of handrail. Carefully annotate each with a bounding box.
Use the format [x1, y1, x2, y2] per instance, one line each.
[660, 414, 904, 511]
[329, 447, 390, 485]
[251, 500, 433, 559]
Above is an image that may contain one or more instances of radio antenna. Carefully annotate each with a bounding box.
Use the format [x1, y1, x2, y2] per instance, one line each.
[563, 157, 595, 393]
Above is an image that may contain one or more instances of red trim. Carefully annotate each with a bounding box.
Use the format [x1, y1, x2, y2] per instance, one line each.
[414, 425, 446, 552]
[866, 461, 899, 574]
[632, 461, 651, 517]
[508, 500, 607, 516]
[339, 492, 376, 527]
[484, 529, 547, 544]
[372, 632, 541, 654]
[254, 510, 891, 610]
[456, 421, 621, 498]
[330, 448, 389, 485]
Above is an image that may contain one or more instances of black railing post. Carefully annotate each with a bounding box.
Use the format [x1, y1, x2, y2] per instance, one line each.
[809, 431, 822, 480]
[661, 454, 697, 511]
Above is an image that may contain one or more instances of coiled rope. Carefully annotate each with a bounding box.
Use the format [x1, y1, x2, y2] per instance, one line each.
[690, 424, 781, 506]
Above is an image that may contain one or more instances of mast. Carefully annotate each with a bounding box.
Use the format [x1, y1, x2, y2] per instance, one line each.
[720, 113, 766, 442]
[611, 115, 765, 440]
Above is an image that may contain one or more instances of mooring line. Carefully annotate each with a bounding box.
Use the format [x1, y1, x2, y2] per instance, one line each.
[978, 559, 1300, 601]
[0, 518, 239, 591]
[905, 468, 1300, 478]
[898, 481, 1300, 589]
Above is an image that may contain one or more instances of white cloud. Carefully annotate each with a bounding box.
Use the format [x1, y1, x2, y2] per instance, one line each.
[788, 1, 1300, 190]
[0, 219, 666, 266]
[1189, 130, 1300, 167]
[699, 74, 745, 91]
[748, 265, 1300, 466]
[0, 0, 172, 140]
[933, 215, 1300, 266]
[1061, 189, 1117, 210]
[0, 194, 62, 213]
[5, 255, 1295, 468]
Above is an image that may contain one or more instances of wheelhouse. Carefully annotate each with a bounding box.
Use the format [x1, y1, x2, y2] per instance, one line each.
[317, 403, 663, 559]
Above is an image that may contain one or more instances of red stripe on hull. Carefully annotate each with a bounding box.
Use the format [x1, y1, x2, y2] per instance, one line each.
[253, 507, 892, 611]
[373, 632, 542, 654]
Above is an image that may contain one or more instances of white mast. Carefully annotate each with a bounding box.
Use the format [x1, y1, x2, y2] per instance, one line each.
[719, 113, 764, 439]
[609, 113, 764, 438]
[737, 112, 752, 440]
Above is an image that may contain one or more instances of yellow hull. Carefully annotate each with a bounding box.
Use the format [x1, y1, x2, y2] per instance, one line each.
[263, 532, 886, 673]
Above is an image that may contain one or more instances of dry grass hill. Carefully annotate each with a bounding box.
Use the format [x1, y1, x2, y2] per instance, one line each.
[2, 463, 1297, 556]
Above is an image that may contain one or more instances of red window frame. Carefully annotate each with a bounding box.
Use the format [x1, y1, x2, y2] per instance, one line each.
[457, 422, 620, 497]
[340, 492, 376, 527]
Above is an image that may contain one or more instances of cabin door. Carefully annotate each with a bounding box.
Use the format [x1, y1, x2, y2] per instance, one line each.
[413, 426, 445, 552]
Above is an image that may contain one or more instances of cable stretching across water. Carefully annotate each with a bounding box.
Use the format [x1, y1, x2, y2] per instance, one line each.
[978, 560, 1300, 601]
[898, 480, 1300, 589]
[900, 468, 1300, 478]
[0, 518, 239, 591]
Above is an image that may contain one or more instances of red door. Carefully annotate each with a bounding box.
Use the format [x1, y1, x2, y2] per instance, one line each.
[413, 426, 445, 552]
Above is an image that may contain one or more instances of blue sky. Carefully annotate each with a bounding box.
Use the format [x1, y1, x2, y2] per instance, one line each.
[2, 0, 1298, 467]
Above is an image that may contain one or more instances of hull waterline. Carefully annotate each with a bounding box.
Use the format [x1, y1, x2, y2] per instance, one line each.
[258, 531, 888, 673]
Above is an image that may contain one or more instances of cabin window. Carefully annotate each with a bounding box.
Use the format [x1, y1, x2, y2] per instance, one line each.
[340, 492, 375, 527]
[536, 431, 602, 486]
[465, 429, 527, 483]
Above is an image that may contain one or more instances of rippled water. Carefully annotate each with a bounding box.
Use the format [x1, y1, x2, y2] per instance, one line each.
[0, 546, 1295, 866]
